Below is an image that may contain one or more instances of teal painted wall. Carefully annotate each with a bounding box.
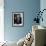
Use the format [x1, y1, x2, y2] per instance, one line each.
[4, 0, 40, 42]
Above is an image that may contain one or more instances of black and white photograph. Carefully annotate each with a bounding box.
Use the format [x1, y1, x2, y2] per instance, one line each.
[12, 12, 24, 27]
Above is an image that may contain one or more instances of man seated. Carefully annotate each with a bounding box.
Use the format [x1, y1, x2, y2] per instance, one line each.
[17, 32, 34, 46]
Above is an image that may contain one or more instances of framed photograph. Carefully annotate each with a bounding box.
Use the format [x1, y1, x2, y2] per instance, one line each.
[12, 12, 24, 27]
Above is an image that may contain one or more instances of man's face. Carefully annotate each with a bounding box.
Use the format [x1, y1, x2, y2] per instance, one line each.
[17, 15, 20, 20]
[17, 15, 20, 18]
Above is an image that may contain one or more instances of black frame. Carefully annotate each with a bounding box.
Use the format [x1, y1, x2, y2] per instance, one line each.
[12, 12, 24, 27]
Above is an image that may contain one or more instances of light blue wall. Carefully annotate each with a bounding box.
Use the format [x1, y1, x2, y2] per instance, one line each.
[4, 0, 40, 42]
